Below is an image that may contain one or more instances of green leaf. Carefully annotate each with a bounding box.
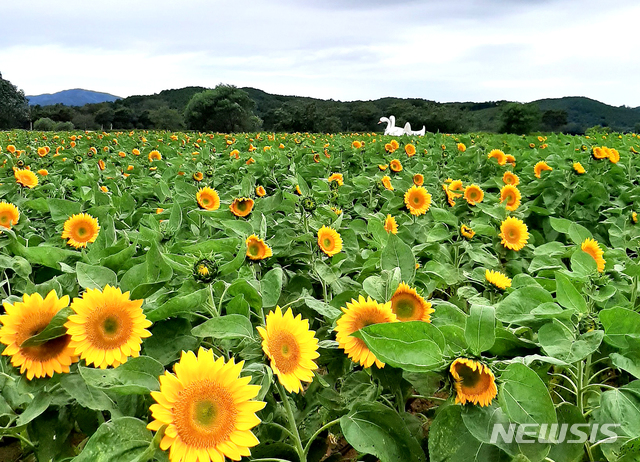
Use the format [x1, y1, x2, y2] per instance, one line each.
[599, 383, 640, 440]
[430, 207, 458, 226]
[567, 222, 592, 245]
[304, 297, 342, 319]
[180, 237, 239, 254]
[21, 307, 74, 347]
[260, 267, 283, 307]
[600, 308, 640, 349]
[554, 272, 587, 313]
[191, 314, 254, 339]
[76, 262, 117, 290]
[341, 401, 425, 462]
[16, 392, 51, 426]
[538, 320, 603, 363]
[227, 279, 262, 310]
[225, 294, 250, 317]
[381, 234, 415, 284]
[78, 356, 163, 394]
[571, 250, 598, 277]
[549, 217, 572, 234]
[219, 240, 247, 276]
[547, 403, 588, 462]
[166, 201, 183, 234]
[72, 417, 153, 462]
[610, 339, 640, 379]
[499, 363, 557, 431]
[60, 374, 115, 411]
[48, 198, 82, 222]
[355, 321, 445, 372]
[495, 286, 553, 324]
[146, 288, 210, 321]
[221, 219, 254, 237]
[465, 305, 496, 355]
[362, 268, 401, 303]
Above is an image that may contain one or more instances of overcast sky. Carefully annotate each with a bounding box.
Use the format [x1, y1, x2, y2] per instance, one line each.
[2, 0, 639, 107]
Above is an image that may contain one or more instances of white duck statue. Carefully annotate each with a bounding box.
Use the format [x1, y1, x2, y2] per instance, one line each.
[378, 116, 405, 136]
[403, 121, 426, 136]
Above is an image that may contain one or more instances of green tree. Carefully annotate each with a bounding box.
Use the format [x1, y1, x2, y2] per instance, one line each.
[33, 117, 56, 131]
[184, 85, 260, 132]
[541, 109, 568, 132]
[499, 103, 541, 134]
[149, 106, 185, 130]
[0, 72, 29, 129]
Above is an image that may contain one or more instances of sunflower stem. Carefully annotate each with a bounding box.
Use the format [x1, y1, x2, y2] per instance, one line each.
[302, 418, 341, 459]
[276, 381, 306, 462]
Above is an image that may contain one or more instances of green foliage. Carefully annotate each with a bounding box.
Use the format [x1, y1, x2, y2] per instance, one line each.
[184, 84, 260, 132]
[0, 72, 29, 129]
[499, 102, 541, 134]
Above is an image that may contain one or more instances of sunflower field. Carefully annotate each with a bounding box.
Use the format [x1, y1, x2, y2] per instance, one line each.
[0, 129, 640, 462]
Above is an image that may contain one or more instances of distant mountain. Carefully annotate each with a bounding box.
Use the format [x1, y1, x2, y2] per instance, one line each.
[27, 89, 121, 107]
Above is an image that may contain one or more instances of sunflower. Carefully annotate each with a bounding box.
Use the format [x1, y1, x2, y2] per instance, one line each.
[193, 172, 204, 182]
[381, 175, 394, 191]
[461, 224, 475, 239]
[61, 213, 100, 249]
[331, 207, 342, 215]
[378, 164, 388, 171]
[13, 168, 38, 188]
[534, 161, 552, 178]
[404, 185, 432, 216]
[581, 238, 605, 272]
[148, 150, 162, 162]
[463, 185, 484, 206]
[573, 162, 586, 174]
[499, 185, 521, 211]
[450, 358, 497, 407]
[499, 217, 529, 251]
[295, 185, 302, 195]
[328, 173, 344, 186]
[336, 296, 397, 368]
[148, 348, 265, 462]
[485, 269, 512, 289]
[633, 212, 638, 224]
[257, 307, 319, 393]
[390, 140, 399, 150]
[449, 180, 464, 193]
[413, 173, 424, 186]
[457, 143, 466, 152]
[256, 185, 266, 197]
[317, 226, 342, 257]
[246, 235, 273, 261]
[230, 198, 254, 217]
[389, 283, 434, 322]
[389, 159, 403, 172]
[0, 202, 20, 230]
[592, 146, 608, 159]
[505, 154, 516, 166]
[502, 171, 519, 186]
[405, 144, 416, 157]
[0, 291, 77, 380]
[64, 285, 152, 369]
[384, 214, 398, 234]
[487, 149, 506, 165]
[608, 149, 620, 163]
[352, 140, 363, 149]
[37, 169, 49, 176]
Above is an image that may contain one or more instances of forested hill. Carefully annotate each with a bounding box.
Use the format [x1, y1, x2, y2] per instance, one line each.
[29, 85, 640, 134]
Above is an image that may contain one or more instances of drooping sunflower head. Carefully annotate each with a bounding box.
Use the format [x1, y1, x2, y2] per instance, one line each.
[148, 150, 162, 162]
[384, 214, 398, 234]
[499, 184, 521, 211]
[0, 202, 20, 230]
[461, 224, 475, 239]
[457, 143, 466, 152]
[463, 184, 484, 206]
[196, 187, 220, 211]
[230, 198, 254, 217]
[193, 172, 204, 182]
[389, 282, 434, 322]
[246, 235, 273, 261]
[502, 171, 519, 186]
[592, 146, 608, 159]
[0, 290, 77, 380]
[389, 159, 403, 172]
[65, 285, 152, 369]
[505, 154, 516, 166]
[381, 175, 394, 191]
[13, 168, 38, 189]
[534, 161, 552, 178]
[257, 306, 319, 393]
[413, 173, 424, 186]
[317, 225, 342, 257]
[573, 162, 586, 174]
[328, 173, 344, 186]
[405, 144, 416, 157]
[450, 358, 497, 407]
[608, 148, 620, 163]
[61, 213, 100, 249]
[485, 269, 512, 290]
[487, 149, 506, 165]
[302, 197, 317, 212]
[581, 238, 606, 272]
[404, 185, 432, 216]
[256, 185, 266, 197]
[193, 258, 217, 283]
[147, 347, 266, 462]
[335, 295, 398, 368]
[499, 216, 529, 251]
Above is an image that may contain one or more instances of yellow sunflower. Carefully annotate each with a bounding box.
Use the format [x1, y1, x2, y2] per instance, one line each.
[405, 144, 416, 157]
[381, 175, 394, 191]
[64, 285, 152, 369]
[13, 167, 38, 189]
[505, 154, 516, 166]
[0, 201, 20, 230]
[485, 269, 512, 289]
[450, 358, 498, 407]
[457, 143, 466, 152]
[404, 185, 432, 216]
[464, 184, 484, 206]
[592, 146, 608, 159]
[378, 164, 388, 171]
[449, 180, 464, 193]
[499, 216, 529, 251]
[148, 150, 162, 162]
[0, 291, 77, 380]
[245, 235, 273, 261]
[352, 140, 363, 149]
[608, 148, 620, 163]
[256, 185, 266, 197]
[148, 348, 265, 462]
[390, 140, 399, 150]
[328, 173, 344, 186]
[257, 307, 319, 393]
[389, 159, 403, 172]
[534, 161, 552, 178]
[193, 172, 204, 182]
[487, 149, 506, 165]
[335, 296, 398, 368]
[37, 169, 49, 176]
[61, 213, 100, 249]
[196, 187, 220, 211]
[413, 173, 424, 186]
[389, 282, 434, 322]
[461, 224, 475, 239]
[317, 226, 342, 257]
[573, 162, 586, 174]
[230, 198, 254, 217]
[499, 184, 521, 211]
[502, 171, 519, 186]
[633, 212, 638, 224]
[581, 238, 605, 272]
[384, 214, 398, 234]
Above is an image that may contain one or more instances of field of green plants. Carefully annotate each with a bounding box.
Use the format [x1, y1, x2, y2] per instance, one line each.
[0, 128, 639, 462]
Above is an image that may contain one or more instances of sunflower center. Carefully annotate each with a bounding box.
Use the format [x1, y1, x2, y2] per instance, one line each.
[393, 297, 417, 320]
[198, 265, 210, 275]
[102, 316, 119, 335]
[508, 228, 517, 240]
[202, 197, 210, 205]
[0, 215, 8, 224]
[323, 238, 333, 249]
[22, 334, 72, 362]
[173, 380, 237, 448]
[269, 331, 300, 374]
[86, 305, 134, 348]
[237, 201, 247, 211]
[455, 363, 481, 388]
[77, 227, 87, 237]
[249, 244, 260, 256]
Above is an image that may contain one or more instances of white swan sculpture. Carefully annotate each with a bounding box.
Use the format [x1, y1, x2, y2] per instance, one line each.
[378, 115, 425, 136]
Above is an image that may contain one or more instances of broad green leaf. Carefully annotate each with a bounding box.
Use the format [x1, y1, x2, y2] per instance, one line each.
[60, 374, 115, 411]
[76, 262, 117, 290]
[598, 382, 640, 440]
[495, 286, 553, 324]
[341, 401, 425, 462]
[191, 314, 254, 339]
[227, 279, 262, 310]
[21, 307, 74, 347]
[166, 201, 183, 234]
[79, 356, 163, 394]
[554, 272, 587, 313]
[260, 267, 283, 307]
[547, 403, 588, 462]
[571, 250, 598, 277]
[72, 417, 152, 462]
[146, 288, 210, 321]
[218, 240, 247, 275]
[48, 198, 82, 222]
[600, 308, 640, 349]
[538, 320, 603, 363]
[381, 234, 415, 283]
[304, 297, 342, 319]
[362, 268, 401, 302]
[465, 305, 496, 355]
[16, 392, 52, 426]
[567, 222, 592, 245]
